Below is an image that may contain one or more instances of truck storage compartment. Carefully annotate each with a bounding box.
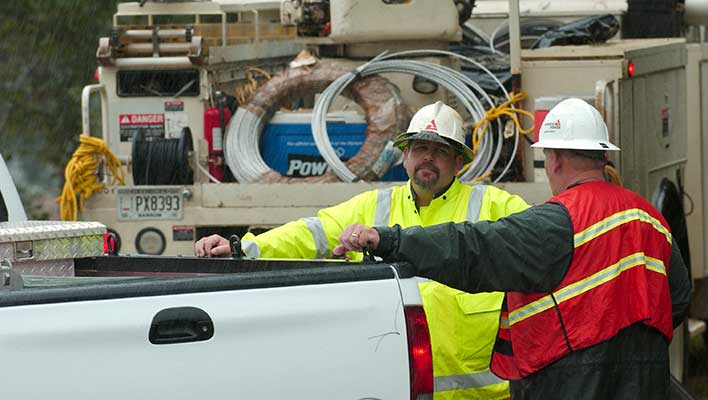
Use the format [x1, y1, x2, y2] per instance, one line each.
[0, 221, 105, 276]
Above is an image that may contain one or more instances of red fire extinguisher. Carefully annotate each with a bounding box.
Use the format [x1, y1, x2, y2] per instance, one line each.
[203, 92, 232, 182]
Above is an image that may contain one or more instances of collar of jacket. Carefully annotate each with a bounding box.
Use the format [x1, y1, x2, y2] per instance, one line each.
[407, 178, 462, 209]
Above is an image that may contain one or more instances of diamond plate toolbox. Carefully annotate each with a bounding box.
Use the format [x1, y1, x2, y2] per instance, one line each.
[0, 221, 106, 276]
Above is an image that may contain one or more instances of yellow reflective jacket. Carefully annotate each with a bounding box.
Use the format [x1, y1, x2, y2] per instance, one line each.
[241, 179, 529, 399]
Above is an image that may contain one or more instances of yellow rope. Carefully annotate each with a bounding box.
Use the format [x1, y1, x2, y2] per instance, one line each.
[457, 91, 535, 179]
[234, 67, 272, 105]
[57, 135, 125, 221]
[471, 91, 535, 156]
[471, 171, 492, 183]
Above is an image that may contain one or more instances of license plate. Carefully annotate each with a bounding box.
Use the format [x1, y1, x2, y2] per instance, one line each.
[117, 187, 183, 221]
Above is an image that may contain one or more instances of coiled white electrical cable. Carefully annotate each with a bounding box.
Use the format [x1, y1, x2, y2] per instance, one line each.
[383, 49, 520, 182]
[312, 60, 495, 181]
[225, 107, 268, 183]
[226, 50, 521, 183]
[312, 49, 518, 183]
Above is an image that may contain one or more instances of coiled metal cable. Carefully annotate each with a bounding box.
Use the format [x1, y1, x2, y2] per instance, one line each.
[225, 107, 269, 183]
[311, 50, 517, 183]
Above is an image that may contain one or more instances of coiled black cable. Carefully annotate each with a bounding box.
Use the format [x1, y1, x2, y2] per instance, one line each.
[131, 127, 194, 185]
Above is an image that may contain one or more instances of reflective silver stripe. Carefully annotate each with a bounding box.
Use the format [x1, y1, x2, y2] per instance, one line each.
[241, 240, 260, 258]
[466, 185, 488, 222]
[303, 217, 329, 258]
[375, 187, 393, 226]
[574, 208, 672, 248]
[645, 255, 668, 275]
[509, 252, 665, 326]
[433, 185, 501, 395]
[434, 370, 506, 392]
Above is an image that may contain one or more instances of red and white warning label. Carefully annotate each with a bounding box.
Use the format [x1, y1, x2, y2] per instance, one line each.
[119, 113, 165, 141]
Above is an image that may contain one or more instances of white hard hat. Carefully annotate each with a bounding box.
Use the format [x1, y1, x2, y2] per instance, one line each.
[393, 101, 474, 164]
[532, 98, 620, 151]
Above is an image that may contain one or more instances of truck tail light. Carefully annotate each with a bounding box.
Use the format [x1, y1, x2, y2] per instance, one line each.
[404, 305, 433, 400]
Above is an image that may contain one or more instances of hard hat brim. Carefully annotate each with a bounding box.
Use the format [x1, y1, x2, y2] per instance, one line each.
[393, 131, 475, 164]
[531, 138, 620, 151]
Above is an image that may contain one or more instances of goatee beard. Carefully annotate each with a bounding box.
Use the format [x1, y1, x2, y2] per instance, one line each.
[413, 163, 440, 189]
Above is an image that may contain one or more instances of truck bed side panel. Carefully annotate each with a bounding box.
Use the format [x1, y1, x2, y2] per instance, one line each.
[0, 277, 412, 399]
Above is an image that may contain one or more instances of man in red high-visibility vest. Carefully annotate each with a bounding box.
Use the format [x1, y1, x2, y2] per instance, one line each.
[335, 98, 692, 400]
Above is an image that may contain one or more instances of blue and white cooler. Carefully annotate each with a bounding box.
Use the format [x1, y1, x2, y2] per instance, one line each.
[259, 111, 407, 181]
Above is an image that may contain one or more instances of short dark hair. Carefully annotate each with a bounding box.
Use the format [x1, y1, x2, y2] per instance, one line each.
[572, 149, 607, 161]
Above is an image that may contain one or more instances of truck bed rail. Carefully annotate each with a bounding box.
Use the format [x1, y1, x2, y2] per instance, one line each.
[1, 257, 414, 308]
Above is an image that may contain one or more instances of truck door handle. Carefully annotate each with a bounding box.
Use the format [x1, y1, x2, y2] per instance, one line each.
[149, 307, 214, 345]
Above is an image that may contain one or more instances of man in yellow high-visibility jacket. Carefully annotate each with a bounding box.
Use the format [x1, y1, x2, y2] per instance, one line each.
[195, 101, 529, 399]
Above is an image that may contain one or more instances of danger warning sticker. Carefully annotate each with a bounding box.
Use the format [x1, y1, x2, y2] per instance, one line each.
[119, 113, 165, 141]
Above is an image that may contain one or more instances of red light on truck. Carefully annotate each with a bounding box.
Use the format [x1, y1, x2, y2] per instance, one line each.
[627, 61, 635, 77]
[404, 305, 433, 399]
[93, 68, 100, 81]
[102, 229, 120, 255]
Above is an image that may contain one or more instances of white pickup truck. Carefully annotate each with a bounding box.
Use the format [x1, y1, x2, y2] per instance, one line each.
[0, 151, 27, 222]
[0, 153, 431, 400]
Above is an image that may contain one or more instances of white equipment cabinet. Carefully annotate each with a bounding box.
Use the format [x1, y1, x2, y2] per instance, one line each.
[521, 38, 687, 201]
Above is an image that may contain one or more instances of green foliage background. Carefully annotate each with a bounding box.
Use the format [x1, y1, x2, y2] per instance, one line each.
[0, 1, 121, 216]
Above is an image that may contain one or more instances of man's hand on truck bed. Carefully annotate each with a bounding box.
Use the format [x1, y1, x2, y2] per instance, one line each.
[195, 234, 231, 257]
[334, 224, 380, 257]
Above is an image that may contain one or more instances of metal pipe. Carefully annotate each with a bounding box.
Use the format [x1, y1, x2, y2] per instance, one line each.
[123, 42, 197, 54]
[221, 11, 227, 47]
[81, 84, 107, 139]
[252, 9, 260, 43]
[508, 0, 522, 91]
[81, 83, 113, 170]
[114, 56, 194, 69]
[123, 29, 187, 40]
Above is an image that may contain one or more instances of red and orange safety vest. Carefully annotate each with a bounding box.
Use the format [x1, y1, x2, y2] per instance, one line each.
[491, 181, 674, 379]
